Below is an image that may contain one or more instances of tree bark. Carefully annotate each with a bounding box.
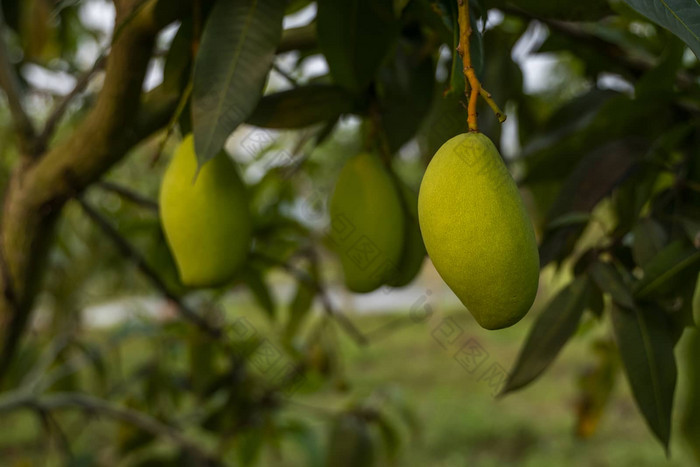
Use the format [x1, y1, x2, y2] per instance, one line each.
[0, 0, 188, 381]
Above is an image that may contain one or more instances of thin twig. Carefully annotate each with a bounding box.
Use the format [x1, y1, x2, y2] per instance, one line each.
[96, 181, 159, 212]
[456, 0, 506, 130]
[0, 391, 219, 465]
[150, 79, 193, 167]
[77, 197, 222, 339]
[0, 12, 36, 154]
[271, 62, 299, 87]
[37, 55, 107, 152]
[252, 252, 368, 346]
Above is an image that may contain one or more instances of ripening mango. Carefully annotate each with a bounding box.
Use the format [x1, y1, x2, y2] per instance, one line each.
[329, 153, 404, 293]
[159, 135, 251, 287]
[418, 132, 539, 330]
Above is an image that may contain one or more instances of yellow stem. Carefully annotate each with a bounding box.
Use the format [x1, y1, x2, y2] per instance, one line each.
[456, 0, 507, 131]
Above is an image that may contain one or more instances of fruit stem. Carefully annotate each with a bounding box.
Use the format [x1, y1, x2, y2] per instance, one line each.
[456, 0, 507, 131]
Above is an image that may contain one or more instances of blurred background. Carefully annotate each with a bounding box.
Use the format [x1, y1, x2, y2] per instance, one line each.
[0, 0, 699, 465]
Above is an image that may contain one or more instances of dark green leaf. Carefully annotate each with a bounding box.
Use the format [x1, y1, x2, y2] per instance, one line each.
[285, 279, 316, 340]
[589, 261, 636, 309]
[375, 414, 401, 459]
[634, 241, 700, 300]
[621, 0, 700, 59]
[193, 0, 285, 166]
[162, 20, 193, 93]
[632, 218, 668, 268]
[611, 304, 677, 450]
[283, 419, 323, 467]
[377, 39, 435, 152]
[493, 0, 613, 20]
[502, 276, 590, 394]
[421, 93, 469, 159]
[242, 268, 277, 319]
[247, 85, 355, 129]
[538, 139, 643, 265]
[317, 0, 398, 93]
[694, 272, 700, 325]
[325, 414, 375, 467]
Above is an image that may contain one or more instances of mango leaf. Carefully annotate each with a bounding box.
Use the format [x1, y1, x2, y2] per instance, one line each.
[377, 38, 435, 153]
[375, 414, 401, 460]
[631, 218, 667, 268]
[574, 339, 619, 439]
[317, 0, 398, 93]
[589, 261, 636, 310]
[242, 267, 277, 320]
[611, 304, 677, 450]
[693, 272, 700, 325]
[247, 85, 355, 129]
[283, 419, 323, 467]
[421, 92, 469, 159]
[634, 241, 700, 300]
[285, 278, 316, 340]
[502, 276, 590, 394]
[325, 414, 376, 467]
[539, 140, 643, 265]
[621, 0, 700, 59]
[193, 0, 285, 166]
[162, 20, 193, 93]
[492, 0, 613, 21]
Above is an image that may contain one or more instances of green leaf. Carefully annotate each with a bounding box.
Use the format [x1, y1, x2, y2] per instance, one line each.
[283, 419, 323, 467]
[611, 304, 677, 450]
[421, 93, 469, 158]
[247, 85, 355, 129]
[325, 414, 376, 467]
[242, 268, 277, 320]
[631, 218, 668, 268]
[192, 0, 285, 166]
[162, 20, 193, 93]
[546, 212, 591, 230]
[492, 0, 613, 20]
[589, 261, 636, 309]
[317, 0, 398, 93]
[377, 38, 436, 152]
[693, 272, 700, 325]
[285, 278, 316, 340]
[502, 276, 590, 394]
[621, 0, 700, 59]
[634, 241, 700, 300]
[375, 414, 401, 460]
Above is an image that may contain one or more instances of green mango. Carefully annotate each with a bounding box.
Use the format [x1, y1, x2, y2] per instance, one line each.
[386, 180, 426, 287]
[677, 327, 700, 463]
[418, 132, 539, 330]
[329, 153, 404, 293]
[159, 134, 251, 287]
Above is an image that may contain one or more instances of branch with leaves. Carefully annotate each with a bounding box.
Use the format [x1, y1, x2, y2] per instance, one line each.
[0, 390, 220, 465]
[456, 0, 506, 131]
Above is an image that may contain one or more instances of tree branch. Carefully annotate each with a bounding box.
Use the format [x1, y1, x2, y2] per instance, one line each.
[277, 23, 317, 54]
[0, 391, 220, 465]
[77, 197, 222, 339]
[0, 13, 36, 155]
[95, 181, 159, 212]
[0, 0, 197, 382]
[36, 55, 107, 154]
[252, 252, 368, 346]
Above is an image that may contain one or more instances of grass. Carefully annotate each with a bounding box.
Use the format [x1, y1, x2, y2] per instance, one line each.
[277, 306, 695, 467]
[0, 293, 696, 466]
